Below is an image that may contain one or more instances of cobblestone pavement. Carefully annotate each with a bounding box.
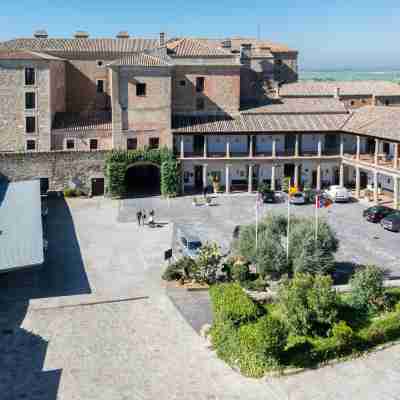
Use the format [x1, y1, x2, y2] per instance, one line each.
[1, 195, 400, 399]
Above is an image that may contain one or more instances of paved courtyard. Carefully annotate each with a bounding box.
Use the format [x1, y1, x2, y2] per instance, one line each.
[1, 194, 400, 399]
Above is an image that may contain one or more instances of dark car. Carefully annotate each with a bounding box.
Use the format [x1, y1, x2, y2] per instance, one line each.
[363, 205, 394, 223]
[381, 212, 400, 232]
[262, 190, 276, 203]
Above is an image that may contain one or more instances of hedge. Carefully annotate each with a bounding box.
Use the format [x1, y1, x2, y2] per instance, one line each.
[104, 147, 180, 197]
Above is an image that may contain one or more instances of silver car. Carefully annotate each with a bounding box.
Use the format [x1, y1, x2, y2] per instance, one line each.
[178, 232, 202, 258]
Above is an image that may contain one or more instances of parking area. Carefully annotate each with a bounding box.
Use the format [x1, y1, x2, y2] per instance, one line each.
[125, 194, 400, 277]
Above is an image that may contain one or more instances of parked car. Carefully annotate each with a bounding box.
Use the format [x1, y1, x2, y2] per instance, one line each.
[325, 185, 351, 203]
[178, 231, 202, 258]
[363, 205, 394, 223]
[381, 212, 400, 232]
[262, 190, 276, 203]
[290, 192, 306, 205]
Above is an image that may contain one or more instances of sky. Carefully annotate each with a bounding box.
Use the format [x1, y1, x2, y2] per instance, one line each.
[1, 0, 400, 71]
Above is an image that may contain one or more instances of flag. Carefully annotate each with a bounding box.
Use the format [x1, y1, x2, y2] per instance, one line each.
[289, 185, 297, 197]
[315, 195, 332, 209]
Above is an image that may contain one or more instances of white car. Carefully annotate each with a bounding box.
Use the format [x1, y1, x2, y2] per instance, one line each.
[326, 185, 351, 203]
[290, 192, 306, 205]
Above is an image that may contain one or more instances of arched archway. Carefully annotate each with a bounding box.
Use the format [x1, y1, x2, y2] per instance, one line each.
[124, 162, 161, 196]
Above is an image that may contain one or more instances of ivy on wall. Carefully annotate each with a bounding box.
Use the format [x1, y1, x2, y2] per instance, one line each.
[104, 147, 180, 197]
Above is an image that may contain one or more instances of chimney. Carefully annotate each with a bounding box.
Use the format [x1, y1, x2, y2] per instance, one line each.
[116, 31, 130, 39]
[74, 31, 90, 39]
[334, 87, 340, 99]
[159, 32, 166, 47]
[221, 39, 232, 49]
[33, 30, 48, 39]
[240, 43, 252, 66]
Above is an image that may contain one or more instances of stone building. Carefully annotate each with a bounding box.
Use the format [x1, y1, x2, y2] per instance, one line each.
[1, 30, 400, 206]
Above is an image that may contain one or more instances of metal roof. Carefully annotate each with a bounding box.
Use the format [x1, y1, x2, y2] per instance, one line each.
[0, 180, 44, 272]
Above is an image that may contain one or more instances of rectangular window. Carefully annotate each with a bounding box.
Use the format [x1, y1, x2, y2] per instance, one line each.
[196, 97, 205, 110]
[25, 92, 36, 109]
[66, 139, 75, 150]
[25, 116, 36, 133]
[136, 83, 146, 97]
[96, 80, 104, 93]
[127, 138, 137, 150]
[26, 139, 36, 151]
[149, 137, 159, 149]
[196, 77, 205, 92]
[90, 139, 98, 150]
[25, 67, 35, 85]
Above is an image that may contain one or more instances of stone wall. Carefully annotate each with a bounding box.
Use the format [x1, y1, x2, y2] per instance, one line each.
[0, 150, 108, 192]
[0, 59, 52, 152]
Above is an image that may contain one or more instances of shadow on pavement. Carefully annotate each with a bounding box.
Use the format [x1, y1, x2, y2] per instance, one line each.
[0, 196, 91, 302]
[0, 301, 61, 399]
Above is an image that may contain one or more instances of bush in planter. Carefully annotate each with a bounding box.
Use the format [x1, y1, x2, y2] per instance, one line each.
[209, 283, 263, 325]
[63, 188, 77, 197]
[349, 265, 385, 313]
[232, 260, 250, 283]
[278, 273, 338, 336]
[192, 242, 222, 284]
[161, 257, 197, 281]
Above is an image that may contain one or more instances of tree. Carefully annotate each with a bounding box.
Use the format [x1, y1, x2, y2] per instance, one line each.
[193, 242, 222, 284]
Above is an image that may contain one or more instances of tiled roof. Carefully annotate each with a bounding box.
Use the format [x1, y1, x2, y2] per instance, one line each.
[173, 113, 349, 133]
[0, 50, 64, 61]
[342, 106, 400, 141]
[0, 38, 159, 55]
[109, 51, 172, 67]
[280, 81, 400, 97]
[52, 112, 112, 131]
[196, 38, 296, 53]
[167, 38, 233, 57]
[242, 97, 347, 115]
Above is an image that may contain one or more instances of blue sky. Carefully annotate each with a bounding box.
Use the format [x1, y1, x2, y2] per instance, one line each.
[1, 0, 400, 70]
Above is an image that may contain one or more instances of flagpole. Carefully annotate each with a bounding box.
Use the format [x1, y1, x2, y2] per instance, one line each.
[255, 200, 258, 252]
[286, 192, 290, 262]
[315, 195, 319, 241]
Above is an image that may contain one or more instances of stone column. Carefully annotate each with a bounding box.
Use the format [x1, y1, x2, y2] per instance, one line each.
[249, 135, 254, 158]
[272, 137, 276, 158]
[355, 166, 361, 199]
[317, 134, 322, 157]
[226, 136, 231, 158]
[356, 135, 361, 161]
[248, 164, 253, 193]
[180, 135, 185, 158]
[394, 177, 399, 210]
[271, 164, 276, 191]
[339, 163, 344, 186]
[340, 133, 344, 157]
[202, 164, 208, 189]
[373, 170, 379, 204]
[203, 136, 207, 159]
[394, 143, 398, 169]
[316, 163, 321, 191]
[225, 164, 231, 194]
[294, 163, 299, 188]
[295, 134, 300, 157]
[374, 139, 379, 165]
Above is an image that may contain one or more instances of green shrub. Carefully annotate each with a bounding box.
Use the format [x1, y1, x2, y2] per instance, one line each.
[278, 274, 338, 336]
[192, 242, 222, 284]
[282, 176, 291, 193]
[359, 310, 400, 345]
[63, 188, 77, 197]
[232, 261, 249, 283]
[209, 283, 262, 325]
[210, 319, 239, 365]
[331, 321, 355, 349]
[161, 160, 180, 197]
[283, 336, 315, 367]
[161, 257, 196, 281]
[349, 265, 385, 313]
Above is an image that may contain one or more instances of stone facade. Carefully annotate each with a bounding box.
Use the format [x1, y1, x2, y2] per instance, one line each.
[0, 150, 107, 192]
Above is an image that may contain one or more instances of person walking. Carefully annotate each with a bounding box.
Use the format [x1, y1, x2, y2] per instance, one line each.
[142, 209, 147, 225]
[136, 210, 142, 226]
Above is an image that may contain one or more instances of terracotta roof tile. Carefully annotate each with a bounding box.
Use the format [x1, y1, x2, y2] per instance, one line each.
[109, 51, 172, 67]
[342, 106, 400, 141]
[0, 50, 63, 61]
[167, 38, 232, 57]
[280, 81, 400, 97]
[52, 111, 112, 132]
[173, 113, 348, 133]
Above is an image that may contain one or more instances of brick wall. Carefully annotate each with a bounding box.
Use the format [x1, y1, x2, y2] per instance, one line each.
[172, 65, 240, 114]
[0, 150, 107, 192]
